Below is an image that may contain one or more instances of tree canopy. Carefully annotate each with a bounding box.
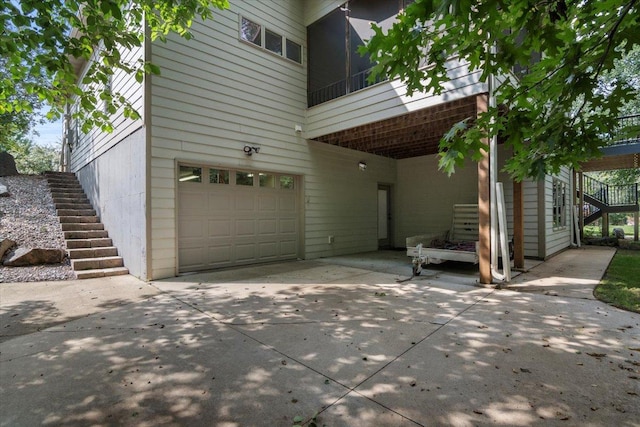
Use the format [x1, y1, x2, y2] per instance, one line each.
[0, 0, 228, 133]
[363, 0, 640, 181]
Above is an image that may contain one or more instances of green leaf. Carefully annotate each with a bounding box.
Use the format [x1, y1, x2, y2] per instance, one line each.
[362, 0, 640, 180]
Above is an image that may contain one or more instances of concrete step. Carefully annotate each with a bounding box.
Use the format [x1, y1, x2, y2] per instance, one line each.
[46, 177, 78, 183]
[49, 180, 82, 186]
[54, 198, 90, 205]
[49, 187, 84, 193]
[49, 182, 82, 187]
[54, 201, 91, 208]
[55, 203, 93, 210]
[67, 246, 118, 259]
[48, 179, 81, 185]
[75, 267, 129, 279]
[53, 199, 90, 206]
[61, 222, 105, 231]
[51, 191, 87, 198]
[59, 216, 100, 224]
[44, 171, 75, 176]
[64, 230, 109, 239]
[46, 174, 79, 179]
[66, 238, 113, 249]
[72, 256, 124, 271]
[57, 209, 96, 216]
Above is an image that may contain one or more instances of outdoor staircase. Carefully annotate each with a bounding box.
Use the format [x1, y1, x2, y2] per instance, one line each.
[44, 171, 129, 279]
[580, 175, 639, 225]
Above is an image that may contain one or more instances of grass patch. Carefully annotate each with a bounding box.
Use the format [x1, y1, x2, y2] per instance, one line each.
[594, 249, 640, 313]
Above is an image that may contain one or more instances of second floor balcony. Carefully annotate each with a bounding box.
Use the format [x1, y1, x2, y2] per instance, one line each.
[307, 0, 414, 108]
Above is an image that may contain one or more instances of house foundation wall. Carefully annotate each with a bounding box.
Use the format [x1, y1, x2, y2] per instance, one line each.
[76, 128, 148, 279]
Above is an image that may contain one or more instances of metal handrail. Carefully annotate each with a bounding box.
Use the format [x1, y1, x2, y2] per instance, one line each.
[308, 67, 388, 107]
[606, 114, 640, 146]
[583, 174, 638, 206]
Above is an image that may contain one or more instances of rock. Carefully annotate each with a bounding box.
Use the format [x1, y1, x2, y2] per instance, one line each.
[613, 228, 625, 239]
[3, 247, 65, 267]
[0, 152, 19, 176]
[0, 238, 16, 260]
[0, 183, 9, 197]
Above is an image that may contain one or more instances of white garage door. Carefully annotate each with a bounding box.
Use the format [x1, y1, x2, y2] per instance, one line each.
[178, 164, 300, 273]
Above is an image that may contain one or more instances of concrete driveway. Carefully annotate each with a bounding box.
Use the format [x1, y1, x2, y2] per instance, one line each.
[1, 247, 639, 426]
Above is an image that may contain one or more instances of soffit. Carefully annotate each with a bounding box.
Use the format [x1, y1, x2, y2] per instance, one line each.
[310, 96, 479, 159]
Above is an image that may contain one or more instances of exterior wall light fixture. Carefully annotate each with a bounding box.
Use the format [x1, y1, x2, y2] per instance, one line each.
[358, 161, 367, 171]
[244, 145, 260, 156]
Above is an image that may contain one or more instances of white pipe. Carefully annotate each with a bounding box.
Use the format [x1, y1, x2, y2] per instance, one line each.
[487, 45, 509, 283]
[488, 58, 500, 282]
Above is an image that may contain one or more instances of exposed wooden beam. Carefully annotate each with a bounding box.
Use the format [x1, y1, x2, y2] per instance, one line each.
[513, 180, 524, 269]
[579, 153, 639, 171]
[476, 94, 491, 284]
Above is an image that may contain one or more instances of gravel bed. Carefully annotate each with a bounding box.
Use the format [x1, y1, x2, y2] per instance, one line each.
[0, 175, 75, 282]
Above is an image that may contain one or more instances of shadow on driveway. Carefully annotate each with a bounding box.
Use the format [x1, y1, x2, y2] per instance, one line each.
[1, 252, 638, 426]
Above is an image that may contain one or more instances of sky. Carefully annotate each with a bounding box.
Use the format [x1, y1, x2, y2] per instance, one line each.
[32, 116, 63, 147]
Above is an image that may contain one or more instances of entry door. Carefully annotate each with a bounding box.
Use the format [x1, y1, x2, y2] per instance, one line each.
[378, 184, 391, 248]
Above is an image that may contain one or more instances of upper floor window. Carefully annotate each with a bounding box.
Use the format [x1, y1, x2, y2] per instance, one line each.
[240, 16, 303, 65]
[286, 39, 302, 63]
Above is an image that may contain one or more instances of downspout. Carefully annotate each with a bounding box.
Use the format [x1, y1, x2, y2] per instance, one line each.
[343, 2, 350, 94]
[144, 14, 153, 281]
[61, 104, 71, 172]
[488, 70, 502, 282]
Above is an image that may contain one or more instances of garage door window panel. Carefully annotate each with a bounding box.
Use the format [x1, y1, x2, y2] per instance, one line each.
[179, 165, 202, 183]
[209, 168, 229, 184]
[280, 175, 294, 189]
[236, 171, 255, 186]
[260, 173, 276, 188]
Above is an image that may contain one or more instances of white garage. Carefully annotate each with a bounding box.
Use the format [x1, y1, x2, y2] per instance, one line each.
[177, 164, 301, 273]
